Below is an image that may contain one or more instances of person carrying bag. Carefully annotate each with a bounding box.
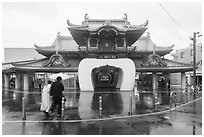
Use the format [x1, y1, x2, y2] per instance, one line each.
[40, 80, 53, 118]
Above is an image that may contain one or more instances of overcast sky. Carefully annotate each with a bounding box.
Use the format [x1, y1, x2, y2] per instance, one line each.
[2, 2, 202, 53]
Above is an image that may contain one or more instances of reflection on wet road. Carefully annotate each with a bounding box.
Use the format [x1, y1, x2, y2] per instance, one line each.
[2, 88, 202, 135]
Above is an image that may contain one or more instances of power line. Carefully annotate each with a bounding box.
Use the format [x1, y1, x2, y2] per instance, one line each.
[158, 2, 193, 34]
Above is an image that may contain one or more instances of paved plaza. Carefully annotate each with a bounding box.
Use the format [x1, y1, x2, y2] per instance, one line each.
[2, 89, 202, 135]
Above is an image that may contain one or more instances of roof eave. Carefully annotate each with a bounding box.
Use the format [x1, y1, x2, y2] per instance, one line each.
[13, 66, 78, 72]
[136, 66, 194, 73]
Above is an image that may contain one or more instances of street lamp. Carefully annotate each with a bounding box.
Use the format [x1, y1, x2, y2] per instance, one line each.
[190, 32, 202, 95]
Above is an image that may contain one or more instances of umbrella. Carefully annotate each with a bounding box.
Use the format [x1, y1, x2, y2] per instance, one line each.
[49, 73, 73, 80]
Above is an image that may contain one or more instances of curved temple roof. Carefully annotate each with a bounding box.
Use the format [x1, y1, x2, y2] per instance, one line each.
[2, 15, 195, 74]
[34, 35, 174, 58]
[6, 56, 196, 73]
[34, 14, 174, 58]
[67, 14, 148, 47]
[67, 18, 148, 32]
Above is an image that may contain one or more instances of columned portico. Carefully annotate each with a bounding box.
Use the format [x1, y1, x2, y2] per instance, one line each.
[23, 73, 29, 91]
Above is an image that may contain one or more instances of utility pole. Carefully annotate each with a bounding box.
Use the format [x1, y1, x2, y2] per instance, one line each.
[191, 32, 201, 95]
[193, 32, 197, 94]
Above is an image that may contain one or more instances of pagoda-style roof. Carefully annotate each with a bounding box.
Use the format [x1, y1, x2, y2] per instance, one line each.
[35, 35, 173, 58]
[5, 52, 196, 73]
[34, 36, 78, 51]
[34, 15, 174, 58]
[2, 15, 194, 75]
[67, 15, 148, 32]
[10, 56, 80, 73]
[135, 53, 196, 73]
[67, 14, 148, 46]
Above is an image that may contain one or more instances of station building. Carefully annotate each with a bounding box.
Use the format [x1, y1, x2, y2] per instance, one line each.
[2, 14, 196, 91]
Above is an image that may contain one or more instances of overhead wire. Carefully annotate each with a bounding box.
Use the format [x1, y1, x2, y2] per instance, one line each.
[158, 2, 193, 35]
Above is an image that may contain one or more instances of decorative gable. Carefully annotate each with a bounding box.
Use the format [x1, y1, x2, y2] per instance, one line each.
[44, 54, 70, 67]
[142, 53, 167, 67]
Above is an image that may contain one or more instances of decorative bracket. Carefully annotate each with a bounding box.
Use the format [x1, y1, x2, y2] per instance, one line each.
[44, 54, 70, 67]
[142, 53, 167, 67]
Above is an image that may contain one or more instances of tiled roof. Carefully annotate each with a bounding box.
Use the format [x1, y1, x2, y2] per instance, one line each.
[155, 45, 174, 51]
[67, 17, 148, 32]
[35, 36, 78, 51]
[12, 57, 81, 68]
[34, 35, 173, 57]
[8, 56, 195, 73]
[163, 58, 198, 67]
[12, 58, 48, 67]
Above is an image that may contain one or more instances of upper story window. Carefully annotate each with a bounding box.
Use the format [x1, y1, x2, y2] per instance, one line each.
[116, 38, 124, 47]
[90, 38, 98, 47]
[180, 52, 185, 58]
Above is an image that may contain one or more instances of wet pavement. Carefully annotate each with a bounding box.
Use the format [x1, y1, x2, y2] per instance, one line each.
[2, 88, 202, 135]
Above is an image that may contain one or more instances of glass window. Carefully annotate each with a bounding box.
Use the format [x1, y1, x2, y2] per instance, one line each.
[180, 52, 185, 58]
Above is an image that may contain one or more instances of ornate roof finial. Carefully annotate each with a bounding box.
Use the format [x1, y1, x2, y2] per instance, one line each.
[84, 13, 89, 21]
[143, 20, 149, 27]
[55, 32, 61, 54]
[123, 14, 128, 21]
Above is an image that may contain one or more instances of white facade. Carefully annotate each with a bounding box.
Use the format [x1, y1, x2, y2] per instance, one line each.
[78, 58, 135, 91]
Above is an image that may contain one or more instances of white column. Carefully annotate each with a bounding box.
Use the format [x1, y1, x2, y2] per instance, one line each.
[124, 38, 126, 48]
[23, 73, 29, 91]
[4, 74, 10, 90]
[181, 72, 186, 90]
[87, 38, 90, 50]
[152, 73, 158, 90]
[74, 73, 76, 89]
[15, 73, 21, 90]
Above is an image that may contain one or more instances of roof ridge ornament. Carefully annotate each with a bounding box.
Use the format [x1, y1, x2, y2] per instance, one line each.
[84, 13, 89, 21]
[123, 14, 128, 21]
[142, 53, 167, 67]
[143, 20, 149, 27]
[124, 20, 148, 28]
[44, 54, 70, 67]
[67, 19, 74, 26]
[55, 32, 61, 54]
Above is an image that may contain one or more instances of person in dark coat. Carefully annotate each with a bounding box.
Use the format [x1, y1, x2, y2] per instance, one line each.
[49, 76, 64, 118]
[38, 78, 43, 92]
